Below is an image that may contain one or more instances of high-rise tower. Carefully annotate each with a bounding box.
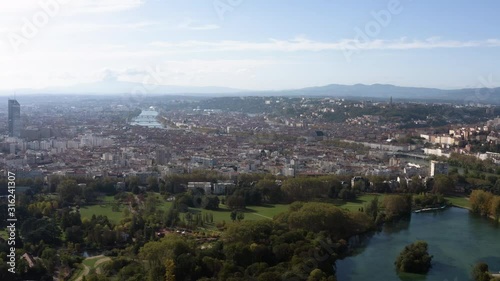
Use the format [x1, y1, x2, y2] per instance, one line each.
[8, 99, 21, 137]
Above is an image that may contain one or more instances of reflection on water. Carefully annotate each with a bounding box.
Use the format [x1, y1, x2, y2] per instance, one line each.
[382, 218, 411, 235]
[336, 208, 500, 281]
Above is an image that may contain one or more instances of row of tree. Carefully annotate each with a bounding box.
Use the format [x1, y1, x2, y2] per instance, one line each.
[469, 190, 500, 221]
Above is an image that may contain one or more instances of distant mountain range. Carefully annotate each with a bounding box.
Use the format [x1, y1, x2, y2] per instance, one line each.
[0, 80, 245, 96]
[254, 83, 500, 103]
[2, 81, 500, 104]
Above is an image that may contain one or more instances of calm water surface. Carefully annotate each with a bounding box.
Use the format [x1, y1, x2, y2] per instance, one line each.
[336, 207, 500, 281]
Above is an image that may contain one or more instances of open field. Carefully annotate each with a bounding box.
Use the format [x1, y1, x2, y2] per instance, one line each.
[79, 203, 124, 224]
[246, 204, 291, 219]
[78, 195, 128, 223]
[445, 196, 471, 209]
[78, 193, 291, 225]
[333, 194, 385, 211]
[76, 193, 386, 226]
[187, 203, 291, 224]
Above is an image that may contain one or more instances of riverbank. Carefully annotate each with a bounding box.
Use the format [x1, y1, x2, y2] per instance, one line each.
[446, 196, 500, 223]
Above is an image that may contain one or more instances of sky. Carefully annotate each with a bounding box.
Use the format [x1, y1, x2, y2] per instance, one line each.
[1, 0, 500, 92]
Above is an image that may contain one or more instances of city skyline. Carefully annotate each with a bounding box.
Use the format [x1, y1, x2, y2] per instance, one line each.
[1, 1, 500, 92]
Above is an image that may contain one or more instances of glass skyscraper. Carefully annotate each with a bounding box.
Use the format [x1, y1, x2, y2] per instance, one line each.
[8, 99, 21, 137]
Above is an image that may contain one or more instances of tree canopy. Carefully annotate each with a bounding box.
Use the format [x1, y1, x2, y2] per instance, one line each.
[394, 241, 433, 274]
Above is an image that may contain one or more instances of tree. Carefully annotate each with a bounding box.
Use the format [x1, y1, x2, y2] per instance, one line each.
[472, 262, 492, 281]
[470, 190, 494, 216]
[165, 205, 180, 227]
[127, 176, 139, 193]
[82, 185, 97, 203]
[57, 179, 82, 204]
[383, 195, 412, 221]
[364, 196, 379, 221]
[280, 202, 373, 239]
[307, 269, 333, 281]
[41, 248, 58, 272]
[147, 176, 159, 192]
[185, 212, 193, 223]
[226, 195, 245, 210]
[236, 212, 244, 222]
[164, 258, 175, 281]
[280, 177, 329, 201]
[83, 274, 110, 281]
[255, 178, 283, 203]
[175, 192, 194, 211]
[230, 210, 237, 222]
[201, 196, 220, 210]
[338, 187, 355, 200]
[139, 235, 194, 281]
[432, 175, 454, 195]
[394, 241, 433, 274]
[409, 176, 425, 193]
[490, 196, 500, 222]
[20, 218, 62, 245]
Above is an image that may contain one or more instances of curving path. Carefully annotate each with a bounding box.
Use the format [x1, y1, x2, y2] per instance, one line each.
[72, 255, 110, 281]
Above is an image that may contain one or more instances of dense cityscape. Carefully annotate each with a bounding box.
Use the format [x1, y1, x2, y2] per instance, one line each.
[1, 93, 500, 280]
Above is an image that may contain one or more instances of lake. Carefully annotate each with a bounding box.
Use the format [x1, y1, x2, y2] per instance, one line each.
[336, 207, 500, 281]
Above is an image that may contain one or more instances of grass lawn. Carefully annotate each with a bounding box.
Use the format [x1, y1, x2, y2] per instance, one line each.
[183, 195, 383, 225]
[187, 203, 291, 224]
[79, 204, 124, 224]
[333, 194, 385, 212]
[78, 195, 129, 223]
[445, 196, 471, 209]
[102, 196, 116, 203]
[157, 200, 173, 211]
[83, 255, 110, 268]
[246, 204, 290, 219]
[77, 193, 385, 226]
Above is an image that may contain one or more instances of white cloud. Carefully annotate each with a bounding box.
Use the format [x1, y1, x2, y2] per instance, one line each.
[54, 21, 158, 32]
[0, 51, 276, 90]
[72, 0, 145, 13]
[0, 0, 144, 16]
[150, 37, 500, 52]
[3, 33, 500, 91]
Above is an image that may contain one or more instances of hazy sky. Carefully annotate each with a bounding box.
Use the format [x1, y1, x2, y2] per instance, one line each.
[1, 0, 500, 91]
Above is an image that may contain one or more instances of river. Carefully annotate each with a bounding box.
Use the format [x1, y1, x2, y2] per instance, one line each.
[336, 207, 500, 281]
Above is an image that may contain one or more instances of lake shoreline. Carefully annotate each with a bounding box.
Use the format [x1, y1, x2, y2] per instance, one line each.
[450, 203, 499, 223]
